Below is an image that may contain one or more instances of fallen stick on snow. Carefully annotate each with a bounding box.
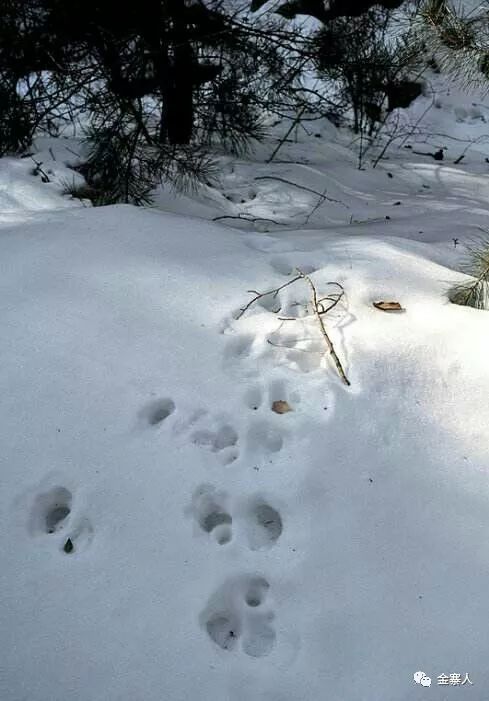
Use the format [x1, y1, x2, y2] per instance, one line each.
[236, 275, 302, 320]
[254, 175, 347, 206]
[296, 269, 350, 386]
[237, 270, 350, 386]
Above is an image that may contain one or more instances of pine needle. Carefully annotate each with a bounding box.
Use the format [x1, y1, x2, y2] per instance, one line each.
[450, 234, 489, 310]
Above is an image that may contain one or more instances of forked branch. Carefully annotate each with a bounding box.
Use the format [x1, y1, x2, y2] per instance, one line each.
[296, 270, 350, 386]
[236, 275, 302, 319]
[237, 269, 350, 386]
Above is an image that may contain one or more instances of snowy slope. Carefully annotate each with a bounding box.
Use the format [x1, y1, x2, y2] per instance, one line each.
[2, 74, 489, 701]
[2, 201, 489, 701]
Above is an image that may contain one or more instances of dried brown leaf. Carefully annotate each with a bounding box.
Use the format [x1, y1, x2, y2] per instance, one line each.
[272, 400, 292, 414]
[373, 301, 405, 312]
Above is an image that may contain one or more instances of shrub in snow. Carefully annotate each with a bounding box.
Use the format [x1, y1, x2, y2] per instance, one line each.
[450, 238, 489, 310]
[418, 0, 489, 88]
[310, 7, 422, 136]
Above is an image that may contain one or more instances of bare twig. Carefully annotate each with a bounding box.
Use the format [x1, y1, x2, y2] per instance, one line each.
[65, 146, 82, 159]
[237, 270, 350, 385]
[267, 338, 317, 350]
[267, 105, 308, 163]
[29, 156, 51, 183]
[296, 269, 350, 386]
[397, 90, 436, 150]
[254, 175, 347, 206]
[236, 276, 301, 319]
[316, 284, 344, 314]
[303, 187, 329, 225]
[213, 214, 283, 225]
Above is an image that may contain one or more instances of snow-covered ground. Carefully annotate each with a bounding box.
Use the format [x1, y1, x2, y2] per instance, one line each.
[2, 73, 489, 701]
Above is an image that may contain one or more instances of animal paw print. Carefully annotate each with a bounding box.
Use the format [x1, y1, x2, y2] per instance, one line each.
[244, 379, 300, 414]
[201, 575, 276, 658]
[191, 424, 239, 465]
[266, 328, 324, 373]
[29, 485, 93, 555]
[245, 497, 283, 551]
[174, 408, 240, 466]
[172, 406, 240, 465]
[140, 397, 176, 427]
[269, 256, 318, 277]
[246, 420, 284, 455]
[190, 485, 233, 546]
[224, 334, 254, 360]
[189, 487, 283, 551]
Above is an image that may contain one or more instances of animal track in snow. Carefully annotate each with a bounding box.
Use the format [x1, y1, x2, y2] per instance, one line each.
[175, 408, 240, 465]
[244, 576, 270, 607]
[244, 381, 300, 413]
[201, 575, 276, 657]
[246, 421, 283, 455]
[267, 332, 323, 373]
[244, 386, 263, 411]
[191, 485, 233, 545]
[286, 345, 323, 373]
[141, 397, 175, 426]
[173, 408, 208, 437]
[191, 424, 239, 465]
[256, 292, 282, 314]
[245, 498, 283, 551]
[29, 485, 93, 555]
[192, 424, 238, 451]
[206, 612, 241, 651]
[242, 617, 276, 658]
[222, 187, 257, 204]
[244, 236, 299, 254]
[270, 257, 318, 277]
[223, 334, 254, 362]
[30, 486, 72, 535]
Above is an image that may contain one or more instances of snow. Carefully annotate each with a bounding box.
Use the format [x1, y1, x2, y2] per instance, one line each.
[2, 76, 489, 701]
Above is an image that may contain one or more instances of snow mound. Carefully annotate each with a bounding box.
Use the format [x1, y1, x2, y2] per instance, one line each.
[2, 205, 489, 700]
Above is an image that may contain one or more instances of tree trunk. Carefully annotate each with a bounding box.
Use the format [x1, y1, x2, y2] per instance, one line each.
[161, 0, 195, 145]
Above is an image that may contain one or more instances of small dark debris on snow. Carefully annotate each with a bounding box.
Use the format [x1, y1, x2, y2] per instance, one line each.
[393, 201, 401, 206]
[412, 148, 444, 161]
[63, 538, 74, 554]
[385, 215, 391, 220]
[387, 172, 393, 178]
